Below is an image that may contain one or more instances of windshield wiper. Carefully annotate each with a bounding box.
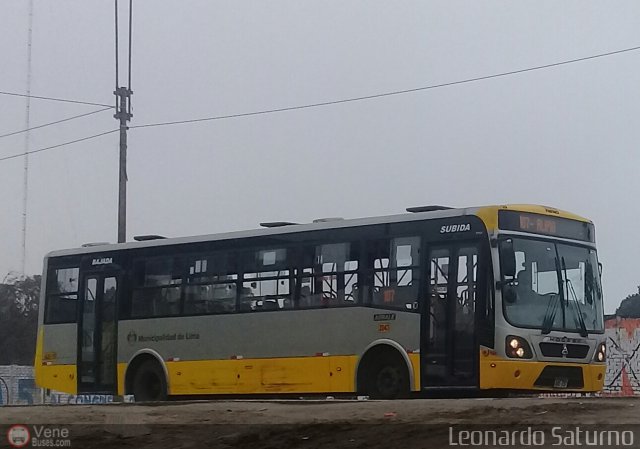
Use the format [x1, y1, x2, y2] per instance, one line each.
[554, 249, 567, 329]
[562, 257, 588, 337]
[541, 293, 560, 335]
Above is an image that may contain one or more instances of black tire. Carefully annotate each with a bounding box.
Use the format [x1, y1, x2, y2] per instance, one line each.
[369, 360, 409, 399]
[131, 359, 168, 402]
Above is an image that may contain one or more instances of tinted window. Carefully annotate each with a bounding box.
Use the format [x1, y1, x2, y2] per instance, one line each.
[369, 237, 421, 311]
[131, 257, 183, 317]
[299, 243, 359, 308]
[241, 248, 292, 312]
[185, 252, 238, 315]
[45, 267, 80, 323]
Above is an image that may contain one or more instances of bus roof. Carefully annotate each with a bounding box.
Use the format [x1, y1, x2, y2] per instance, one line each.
[45, 204, 591, 259]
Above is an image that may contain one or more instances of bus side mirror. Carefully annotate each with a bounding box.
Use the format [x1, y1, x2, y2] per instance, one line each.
[598, 262, 603, 277]
[499, 239, 516, 278]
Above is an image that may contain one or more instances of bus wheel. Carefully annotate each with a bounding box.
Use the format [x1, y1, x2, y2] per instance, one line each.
[371, 362, 409, 399]
[131, 359, 167, 402]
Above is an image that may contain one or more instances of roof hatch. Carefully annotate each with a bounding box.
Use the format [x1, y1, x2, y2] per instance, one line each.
[133, 235, 167, 241]
[259, 222, 299, 228]
[312, 217, 345, 223]
[406, 205, 452, 213]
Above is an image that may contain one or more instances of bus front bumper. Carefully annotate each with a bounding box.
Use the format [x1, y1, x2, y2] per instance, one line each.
[480, 357, 606, 392]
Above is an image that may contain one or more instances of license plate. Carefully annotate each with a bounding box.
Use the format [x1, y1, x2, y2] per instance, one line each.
[554, 377, 569, 388]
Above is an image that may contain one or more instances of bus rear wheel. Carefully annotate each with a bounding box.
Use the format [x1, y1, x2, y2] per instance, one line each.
[131, 359, 167, 402]
[358, 347, 410, 399]
[371, 362, 409, 399]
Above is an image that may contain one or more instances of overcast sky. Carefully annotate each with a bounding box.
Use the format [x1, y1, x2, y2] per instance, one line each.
[1, 1, 639, 313]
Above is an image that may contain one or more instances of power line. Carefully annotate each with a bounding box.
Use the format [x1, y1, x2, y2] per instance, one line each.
[0, 129, 119, 163]
[0, 90, 111, 108]
[0, 107, 113, 139]
[0, 44, 638, 165]
[132, 44, 640, 130]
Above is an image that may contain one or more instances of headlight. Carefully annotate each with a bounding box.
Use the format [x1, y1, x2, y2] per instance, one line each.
[594, 342, 606, 362]
[505, 336, 533, 359]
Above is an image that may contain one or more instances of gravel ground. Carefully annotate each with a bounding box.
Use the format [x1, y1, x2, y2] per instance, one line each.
[1, 397, 638, 448]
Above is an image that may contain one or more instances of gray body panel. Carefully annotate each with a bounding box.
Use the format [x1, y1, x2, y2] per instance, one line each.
[118, 307, 419, 363]
[42, 323, 77, 364]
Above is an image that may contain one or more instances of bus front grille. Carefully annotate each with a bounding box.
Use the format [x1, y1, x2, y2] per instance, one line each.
[539, 343, 589, 359]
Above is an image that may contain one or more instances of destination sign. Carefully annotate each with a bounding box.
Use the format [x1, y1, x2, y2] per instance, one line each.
[498, 211, 595, 242]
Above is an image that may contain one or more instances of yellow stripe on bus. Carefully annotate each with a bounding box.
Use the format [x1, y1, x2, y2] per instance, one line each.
[36, 364, 78, 395]
[165, 353, 422, 395]
[42, 353, 422, 397]
[165, 356, 357, 395]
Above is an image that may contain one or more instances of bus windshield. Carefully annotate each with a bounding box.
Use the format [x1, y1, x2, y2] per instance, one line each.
[501, 237, 604, 333]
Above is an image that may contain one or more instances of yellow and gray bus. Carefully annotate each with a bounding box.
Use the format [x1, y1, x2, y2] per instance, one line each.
[35, 204, 605, 400]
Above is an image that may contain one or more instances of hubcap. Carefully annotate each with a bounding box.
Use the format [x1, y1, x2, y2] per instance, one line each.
[376, 366, 401, 397]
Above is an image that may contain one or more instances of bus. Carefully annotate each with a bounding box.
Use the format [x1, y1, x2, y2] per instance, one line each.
[34, 204, 606, 400]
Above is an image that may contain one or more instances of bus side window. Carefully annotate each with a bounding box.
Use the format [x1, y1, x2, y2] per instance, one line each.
[184, 253, 238, 315]
[297, 247, 321, 308]
[297, 243, 358, 308]
[45, 267, 80, 324]
[369, 237, 420, 311]
[393, 237, 420, 311]
[240, 249, 292, 312]
[131, 257, 183, 318]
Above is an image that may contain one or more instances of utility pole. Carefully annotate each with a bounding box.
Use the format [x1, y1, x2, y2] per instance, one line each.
[20, 0, 34, 275]
[114, 87, 132, 243]
[114, 0, 133, 243]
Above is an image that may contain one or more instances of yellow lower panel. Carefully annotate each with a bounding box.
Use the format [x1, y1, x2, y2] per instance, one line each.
[36, 364, 78, 395]
[408, 353, 420, 390]
[34, 328, 44, 386]
[480, 356, 605, 392]
[117, 363, 127, 396]
[167, 356, 358, 395]
[585, 364, 606, 391]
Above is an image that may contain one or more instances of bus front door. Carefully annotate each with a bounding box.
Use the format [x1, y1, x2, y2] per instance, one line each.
[422, 244, 479, 388]
[78, 273, 118, 394]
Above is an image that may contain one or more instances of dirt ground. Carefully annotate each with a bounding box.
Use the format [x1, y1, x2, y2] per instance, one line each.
[1, 397, 639, 448]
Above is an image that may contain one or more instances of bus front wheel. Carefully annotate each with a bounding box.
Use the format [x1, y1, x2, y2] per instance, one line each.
[131, 359, 168, 402]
